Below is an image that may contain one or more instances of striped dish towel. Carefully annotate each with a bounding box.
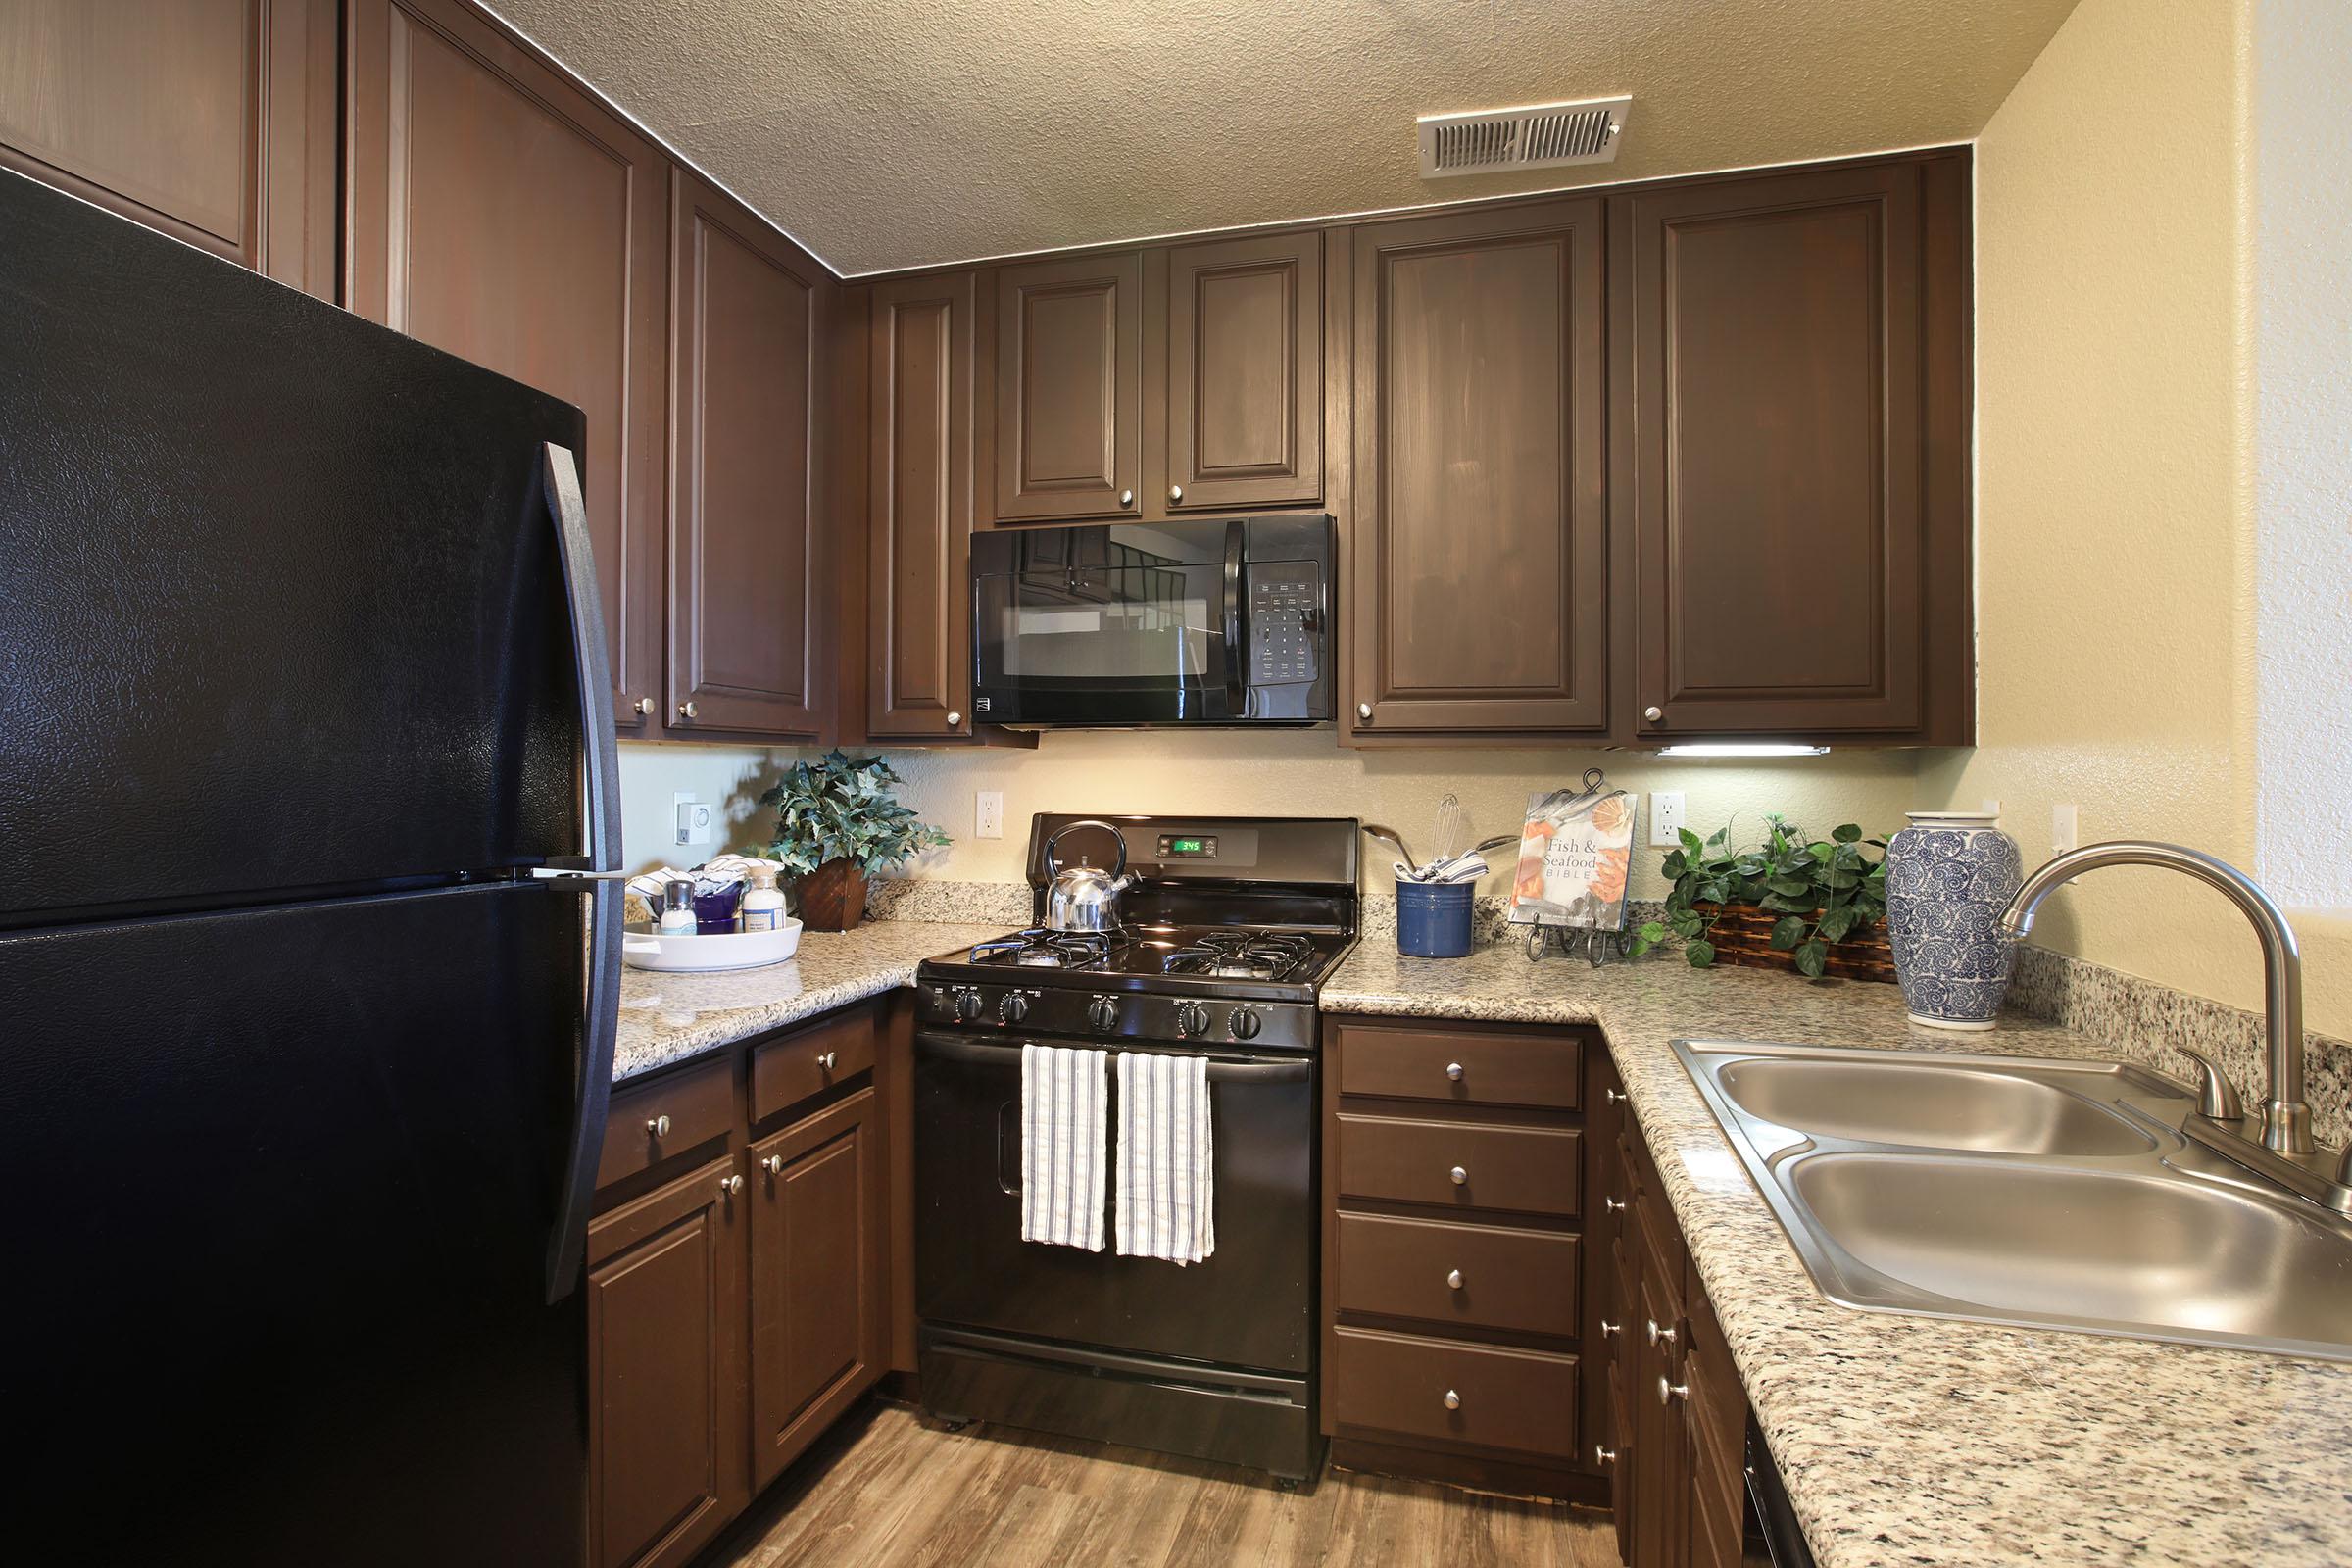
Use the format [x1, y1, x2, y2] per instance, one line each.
[1019, 1044, 1108, 1251]
[1115, 1052, 1215, 1266]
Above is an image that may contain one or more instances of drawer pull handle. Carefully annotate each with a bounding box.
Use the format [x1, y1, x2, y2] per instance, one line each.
[1604, 1195, 1626, 1214]
[1599, 1318, 1622, 1339]
[1445, 1061, 1463, 1082]
[1446, 1268, 1464, 1291]
[1658, 1375, 1689, 1405]
[818, 1051, 839, 1072]
[647, 1114, 671, 1140]
[1605, 1088, 1627, 1105]
[1595, 1444, 1618, 1466]
[1646, 1318, 1677, 1348]
[1448, 1165, 1468, 1186]
[718, 1173, 743, 1199]
[1443, 1389, 1461, 1411]
[761, 1154, 785, 1177]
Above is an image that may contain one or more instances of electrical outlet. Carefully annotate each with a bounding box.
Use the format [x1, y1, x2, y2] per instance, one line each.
[1649, 791, 1687, 847]
[1982, 798, 2002, 818]
[976, 790, 1004, 840]
[2052, 803, 2079, 854]
[673, 792, 714, 849]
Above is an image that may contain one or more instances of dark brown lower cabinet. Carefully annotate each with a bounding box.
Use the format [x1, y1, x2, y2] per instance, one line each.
[749, 1087, 885, 1489]
[588, 1003, 891, 1568]
[586, 1152, 748, 1568]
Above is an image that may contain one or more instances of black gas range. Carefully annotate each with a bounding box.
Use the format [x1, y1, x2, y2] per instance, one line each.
[911, 814, 1357, 1482]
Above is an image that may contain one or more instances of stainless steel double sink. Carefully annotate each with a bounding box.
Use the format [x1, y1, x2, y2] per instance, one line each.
[1674, 1041, 2352, 1361]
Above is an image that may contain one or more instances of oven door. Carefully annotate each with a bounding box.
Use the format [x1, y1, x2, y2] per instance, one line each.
[970, 520, 1246, 725]
[914, 1031, 1313, 1374]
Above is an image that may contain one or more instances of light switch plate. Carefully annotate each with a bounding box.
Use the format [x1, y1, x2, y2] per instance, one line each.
[2052, 803, 2079, 854]
[1650, 791, 1687, 847]
[976, 791, 1004, 840]
[674, 792, 714, 848]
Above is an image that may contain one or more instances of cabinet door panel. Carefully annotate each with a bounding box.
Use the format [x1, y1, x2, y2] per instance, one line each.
[587, 1155, 747, 1568]
[1162, 231, 1320, 511]
[1351, 199, 1607, 734]
[993, 252, 1142, 520]
[668, 171, 825, 738]
[0, 0, 334, 292]
[868, 271, 977, 737]
[750, 1089, 884, 1489]
[348, 0, 665, 730]
[1629, 161, 1925, 736]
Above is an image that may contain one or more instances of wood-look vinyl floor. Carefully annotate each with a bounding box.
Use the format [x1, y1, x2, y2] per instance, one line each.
[705, 1400, 1625, 1568]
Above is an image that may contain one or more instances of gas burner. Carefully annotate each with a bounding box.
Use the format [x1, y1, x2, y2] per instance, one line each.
[1162, 929, 1318, 982]
[968, 928, 1116, 970]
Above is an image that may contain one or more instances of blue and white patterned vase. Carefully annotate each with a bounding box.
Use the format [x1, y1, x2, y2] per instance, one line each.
[1885, 810, 2025, 1030]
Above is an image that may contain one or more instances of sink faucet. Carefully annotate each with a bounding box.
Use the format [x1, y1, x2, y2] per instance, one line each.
[1998, 842, 2313, 1156]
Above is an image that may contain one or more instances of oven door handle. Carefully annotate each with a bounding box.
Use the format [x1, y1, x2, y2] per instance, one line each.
[917, 1032, 1309, 1083]
[1221, 517, 1247, 717]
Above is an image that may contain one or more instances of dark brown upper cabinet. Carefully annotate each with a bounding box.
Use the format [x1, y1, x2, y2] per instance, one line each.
[347, 0, 667, 734]
[1348, 198, 1609, 739]
[990, 251, 1145, 521]
[0, 0, 337, 299]
[1622, 156, 1971, 742]
[1152, 231, 1323, 514]
[664, 170, 828, 741]
[866, 271, 978, 740]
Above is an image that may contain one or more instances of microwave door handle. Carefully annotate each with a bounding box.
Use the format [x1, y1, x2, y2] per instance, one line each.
[1222, 519, 1247, 716]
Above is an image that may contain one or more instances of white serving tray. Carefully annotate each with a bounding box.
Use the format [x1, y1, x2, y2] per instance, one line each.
[622, 919, 803, 972]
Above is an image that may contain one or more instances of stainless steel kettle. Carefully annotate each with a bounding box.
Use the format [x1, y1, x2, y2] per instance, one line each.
[1042, 818, 1138, 934]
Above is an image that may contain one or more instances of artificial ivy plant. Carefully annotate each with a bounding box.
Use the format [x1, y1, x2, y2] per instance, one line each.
[759, 750, 949, 877]
[1632, 814, 1890, 977]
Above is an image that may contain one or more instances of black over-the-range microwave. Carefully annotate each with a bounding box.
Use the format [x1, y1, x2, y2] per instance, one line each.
[968, 515, 1335, 727]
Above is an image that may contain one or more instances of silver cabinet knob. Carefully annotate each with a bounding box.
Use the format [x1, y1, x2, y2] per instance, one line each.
[1595, 1444, 1618, 1466]
[946, 710, 962, 728]
[1443, 1389, 1461, 1411]
[1658, 1375, 1689, 1405]
[632, 696, 655, 716]
[1645, 1318, 1677, 1347]
[678, 701, 698, 720]
[1605, 1088, 1627, 1106]
[1118, 488, 1135, 508]
[817, 1051, 838, 1072]
[1448, 1165, 1468, 1186]
[647, 1114, 671, 1139]
[1446, 1268, 1464, 1290]
[761, 1153, 784, 1177]
[719, 1173, 743, 1197]
[1599, 1318, 1622, 1339]
[1643, 705, 1663, 722]
[1445, 1061, 1464, 1082]
[1604, 1196, 1627, 1214]
[1169, 484, 1183, 503]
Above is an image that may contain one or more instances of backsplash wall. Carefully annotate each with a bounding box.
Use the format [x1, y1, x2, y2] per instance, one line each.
[656, 732, 1926, 904]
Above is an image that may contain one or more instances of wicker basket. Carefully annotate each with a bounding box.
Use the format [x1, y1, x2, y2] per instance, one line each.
[1693, 903, 1895, 983]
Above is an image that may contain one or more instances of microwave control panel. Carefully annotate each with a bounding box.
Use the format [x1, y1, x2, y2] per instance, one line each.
[1247, 566, 1321, 686]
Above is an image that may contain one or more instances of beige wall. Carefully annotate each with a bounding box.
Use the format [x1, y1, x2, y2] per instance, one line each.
[626, 731, 1921, 905]
[1920, 0, 2352, 1037]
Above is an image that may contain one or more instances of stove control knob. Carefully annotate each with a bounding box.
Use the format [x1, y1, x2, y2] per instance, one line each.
[1228, 1006, 1262, 1041]
[1175, 1002, 1210, 1037]
[1087, 995, 1120, 1033]
[998, 992, 1030, 1025]
[954, 989, 984, 1022]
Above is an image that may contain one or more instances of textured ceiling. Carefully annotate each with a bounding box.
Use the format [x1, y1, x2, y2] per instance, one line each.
[487, 0, 2081, 276]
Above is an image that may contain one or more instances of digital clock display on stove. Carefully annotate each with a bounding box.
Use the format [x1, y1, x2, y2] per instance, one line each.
[1156, 835, 1217, 858]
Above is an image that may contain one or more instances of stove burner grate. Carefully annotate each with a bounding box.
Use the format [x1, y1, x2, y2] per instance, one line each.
[967, 928, 1117, 970]
[1161, 929, 1319, 982]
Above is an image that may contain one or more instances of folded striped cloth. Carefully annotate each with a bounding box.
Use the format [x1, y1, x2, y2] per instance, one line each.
[1020, 1044, 1108, 1251]
[1115, 1052, 1215, 1266]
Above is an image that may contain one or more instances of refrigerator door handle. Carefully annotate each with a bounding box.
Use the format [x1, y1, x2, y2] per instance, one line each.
[539, 441, 621, 1305]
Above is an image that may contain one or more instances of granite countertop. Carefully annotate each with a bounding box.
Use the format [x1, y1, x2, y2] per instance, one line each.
[1324, 942, 2352, 1568]
[613, 920, 1002, 1082]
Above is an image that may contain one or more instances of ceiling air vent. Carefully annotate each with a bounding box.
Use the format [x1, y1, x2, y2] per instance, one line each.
[1417, 96, 1631, 179]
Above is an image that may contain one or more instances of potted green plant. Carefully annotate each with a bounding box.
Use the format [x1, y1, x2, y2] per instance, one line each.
[759, 751, 950, 931]
[1632, 814, 1895, 980]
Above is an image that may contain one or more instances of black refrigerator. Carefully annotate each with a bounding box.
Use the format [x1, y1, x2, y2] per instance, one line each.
[0, 171, 621, 1563]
